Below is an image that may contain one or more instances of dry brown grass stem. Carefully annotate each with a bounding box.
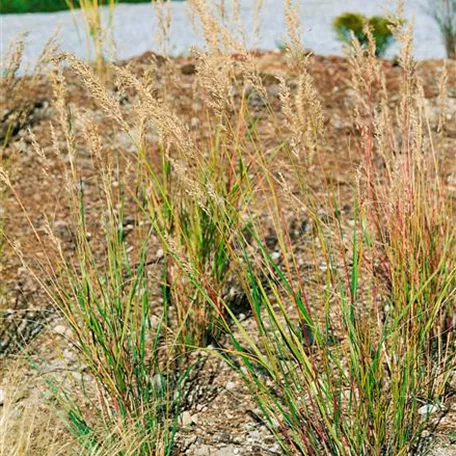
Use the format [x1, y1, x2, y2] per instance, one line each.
[278, 72, 325, 163]
[55, 54, 130, 134]
[283, 0, 310, 70]
[1, 36, 26, 88]
[253, 0, 264, 45]
[153, 0, 172, 56]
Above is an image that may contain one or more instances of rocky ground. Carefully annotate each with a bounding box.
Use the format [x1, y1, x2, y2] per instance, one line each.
[0, 50, 455, 455]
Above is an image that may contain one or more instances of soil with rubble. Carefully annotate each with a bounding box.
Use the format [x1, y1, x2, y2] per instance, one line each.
[0, 50, 455, 455]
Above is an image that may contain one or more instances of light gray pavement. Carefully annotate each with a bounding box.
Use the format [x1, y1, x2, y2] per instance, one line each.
[0, 0, 448, 69]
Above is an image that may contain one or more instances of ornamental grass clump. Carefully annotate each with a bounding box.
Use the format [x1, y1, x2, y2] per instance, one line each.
[198, 7, 455, 456]
[1, 0, 454, 454]
[1, 62, 188, 454]
[53, 39, 252, 352]
[111, 68, 250, 349]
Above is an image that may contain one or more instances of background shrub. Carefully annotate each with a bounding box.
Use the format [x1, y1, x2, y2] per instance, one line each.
[333, 12, 394, 57]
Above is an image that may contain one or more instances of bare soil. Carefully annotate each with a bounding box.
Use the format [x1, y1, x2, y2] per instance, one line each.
[0, 51, 455, 455]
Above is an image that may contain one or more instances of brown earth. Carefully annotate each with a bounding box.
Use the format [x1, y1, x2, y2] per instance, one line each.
[0, 50, 455, 455]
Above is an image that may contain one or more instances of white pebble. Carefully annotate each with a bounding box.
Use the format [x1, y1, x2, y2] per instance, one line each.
[418, 404, 441, 416]
[270, 251, 281, 261]
[178, 410, 193, 427]
[225, 381, 237, 391]
[53, 325, 67, 336]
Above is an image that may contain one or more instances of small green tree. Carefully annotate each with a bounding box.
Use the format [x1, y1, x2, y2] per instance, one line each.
[333, 12, 394, 57]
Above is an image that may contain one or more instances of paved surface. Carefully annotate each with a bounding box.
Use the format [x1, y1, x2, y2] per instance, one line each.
[0, 0, 449, 69]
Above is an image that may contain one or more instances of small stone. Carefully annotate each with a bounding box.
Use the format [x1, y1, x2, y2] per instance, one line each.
[418, 404, 441, 416]
[270, 418, 280, 429]
[248, 430, 261, 441]
[250, 408, 263, 418]
[219, 432, 233, 443]
[53, 324, 67, 336]
[0, 388, 5, 406]
[181, 63, 196, 75]
[71, 372, 86, 382]
[14, 138, 28, 154]
[183, 435, 197, 449]
[151, 373, 166, 391]
[178, 410, 193, 427]
[260, 72, 281, 86]
[191, 413, 200, 425]
[265, 234, 278, 249]
[63, 349, 76, 362]
[148, 315, 161, 329]
[193, 444, 211, 456]
[225, 381, 236, 391]
[270, 251, 281, 261]
[190, 117, 200, 130]
[332, 114, 344, 130]
[269, 443, 281, 453]
[215, 445, 239, 456]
